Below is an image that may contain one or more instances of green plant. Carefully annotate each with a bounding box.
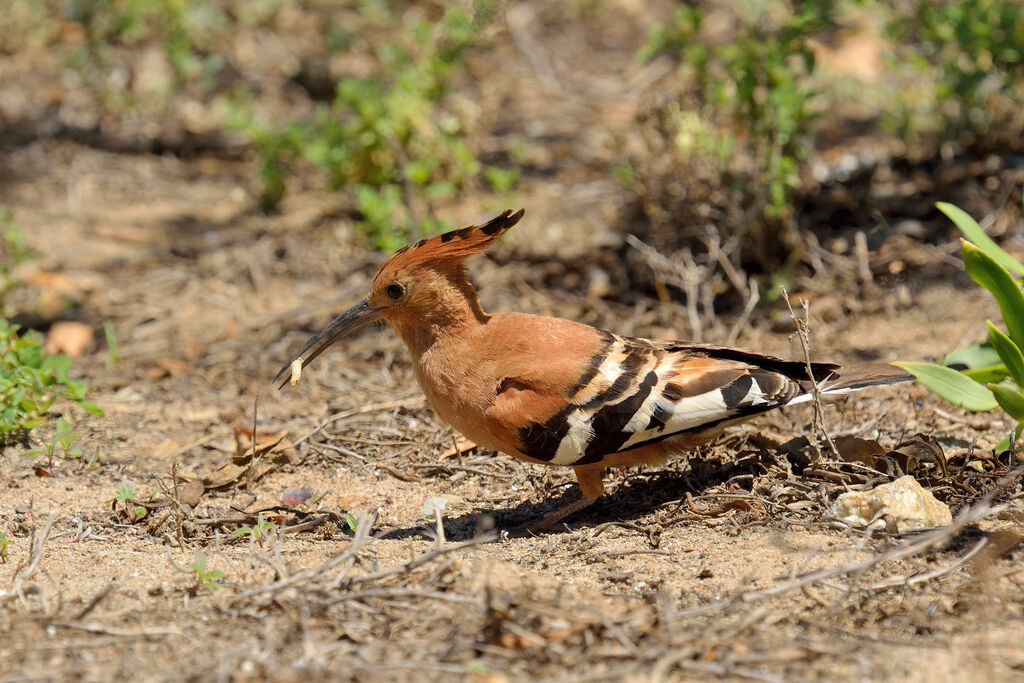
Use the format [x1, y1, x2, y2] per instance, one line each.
[174, 550, 224, 592]
[886, 0, 1024, 139]
[239, 6, 512, 249]
[1, 206, 34, 316]
[20, 416, 96, 475]
[896, 201, 1024, 451]
[345, 512, 358, 533]
[106, 486, 147, 523]
[63, 0, 233, 112]
[641, 1, 837, 219]
[234, 514, 276, 547]
[0, 531, 11, 562]
[0, 320, 104, 447]
[1, 206, 101, 446]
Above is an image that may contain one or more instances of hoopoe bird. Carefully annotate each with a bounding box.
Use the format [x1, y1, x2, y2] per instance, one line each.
[277, 210, 910, 530]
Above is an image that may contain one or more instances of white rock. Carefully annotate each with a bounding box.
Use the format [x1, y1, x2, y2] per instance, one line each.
[829, 475, 952, 531]
[417, 494, 468, 520]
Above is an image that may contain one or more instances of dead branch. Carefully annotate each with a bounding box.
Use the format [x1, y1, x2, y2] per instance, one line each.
[229, 510, 377, 604]
[293, 398, 422, 448]
[342, 532, 496, 587]
[4, 509, 57, 605]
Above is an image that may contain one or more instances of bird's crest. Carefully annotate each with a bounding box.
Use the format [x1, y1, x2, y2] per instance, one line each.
[381, 209, 524, 271]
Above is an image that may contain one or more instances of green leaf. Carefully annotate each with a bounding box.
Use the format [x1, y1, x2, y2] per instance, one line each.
[962, 364, 1009, 384]
[987, 321, 1024, 387]
[345, 513, 358, 533]
[192, 552, 208, 572]
[939, 202, 1024, 277]
[961, 240, 1024, 348]
[116, 487, 137, 503]
[988, 383, 1024, 421]
[894, 361, 998, 411]
[484, 166, 520, 193]
[77, 400, 105, 417]
[944, 342, 1001, 369]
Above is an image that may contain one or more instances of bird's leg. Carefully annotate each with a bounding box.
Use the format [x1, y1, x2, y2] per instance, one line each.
[526, 489, 596, 532]
[526, 465, 606, 533]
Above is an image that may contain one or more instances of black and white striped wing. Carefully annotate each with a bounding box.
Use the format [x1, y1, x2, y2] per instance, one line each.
[515, 335, 818, 466]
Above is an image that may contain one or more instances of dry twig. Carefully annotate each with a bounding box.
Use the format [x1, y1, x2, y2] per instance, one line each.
[781, 288, 840, 459]
[4, 509, 56, 605]
[671, 466, 1023, 619]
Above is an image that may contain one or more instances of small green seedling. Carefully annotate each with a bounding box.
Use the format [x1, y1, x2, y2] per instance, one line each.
[21, 417, 86, 475]
[234, 514, 277, 547]
[896, 200, 1024, 452]
[0, 531, 11, 562]
[105, 486, 147, 523]
[174, 551, 224, 593]
[345, 512, 359, 533]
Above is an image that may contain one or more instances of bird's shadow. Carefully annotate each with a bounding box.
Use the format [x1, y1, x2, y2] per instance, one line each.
[377, 456, 760, 542]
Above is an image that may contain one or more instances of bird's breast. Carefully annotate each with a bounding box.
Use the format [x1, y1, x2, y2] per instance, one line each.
[411, 349, 503, 450]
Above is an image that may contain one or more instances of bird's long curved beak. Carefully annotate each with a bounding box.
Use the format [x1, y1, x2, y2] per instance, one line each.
[274, 297, 382, 389]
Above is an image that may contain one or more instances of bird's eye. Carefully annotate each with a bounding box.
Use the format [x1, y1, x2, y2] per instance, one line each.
[386, 283, 405, 300]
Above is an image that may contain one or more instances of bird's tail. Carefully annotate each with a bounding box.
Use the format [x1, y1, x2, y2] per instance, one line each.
[789, 363, 913, 405]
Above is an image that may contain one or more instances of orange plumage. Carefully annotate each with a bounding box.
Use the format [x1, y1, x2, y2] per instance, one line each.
[277, 210, 910, 529]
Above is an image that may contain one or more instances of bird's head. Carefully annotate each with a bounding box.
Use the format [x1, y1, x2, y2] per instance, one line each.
[275, 209, 524, 387]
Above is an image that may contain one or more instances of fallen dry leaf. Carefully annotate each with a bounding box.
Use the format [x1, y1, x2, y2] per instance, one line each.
[26, 271, 79, 297]
[439, 435, 477, 461]
[176, 477, 206, 508]
[234, 426, 293, 457]
[834, 436, 886, 466]
[44, 321, 93, 357]
[887, 435, 947, 478]
[204, 427, 294, 490]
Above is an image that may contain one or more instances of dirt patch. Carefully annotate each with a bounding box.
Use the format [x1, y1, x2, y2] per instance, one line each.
[2, 139, 1022, 681]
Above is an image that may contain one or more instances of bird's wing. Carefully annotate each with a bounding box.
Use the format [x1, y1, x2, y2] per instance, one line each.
[487, 334, 833, 467]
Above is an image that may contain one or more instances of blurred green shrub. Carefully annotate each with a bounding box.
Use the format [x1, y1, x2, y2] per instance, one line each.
[0, 207, 33, 318]
[238, 5, 515, 249]
[641, 1, 837, 220]
[62, 0, 238, 112]
[0, 208, 103, 447]
[37, 1, 518, 250]
[886, 0, 1024, 142]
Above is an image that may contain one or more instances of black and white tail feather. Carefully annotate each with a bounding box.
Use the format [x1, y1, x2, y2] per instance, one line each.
[787, 362, 913, 406]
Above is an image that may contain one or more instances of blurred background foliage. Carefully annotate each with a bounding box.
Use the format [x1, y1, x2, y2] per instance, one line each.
[1, 0, 1022, 289]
